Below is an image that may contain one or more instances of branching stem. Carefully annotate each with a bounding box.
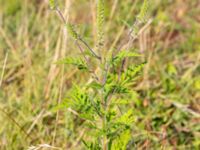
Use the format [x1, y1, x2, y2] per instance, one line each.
[55, 7, 101, 60]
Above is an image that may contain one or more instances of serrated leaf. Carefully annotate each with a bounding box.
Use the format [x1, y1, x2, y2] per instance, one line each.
[56, 57, 88, 70]
[116, 110, 134, 127]
[112, 51, 141, 65]
[111, 130, 131, 150]
[124, 62, 146, 80]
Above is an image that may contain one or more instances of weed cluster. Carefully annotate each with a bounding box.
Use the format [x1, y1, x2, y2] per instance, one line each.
[49, 0, 148, 149]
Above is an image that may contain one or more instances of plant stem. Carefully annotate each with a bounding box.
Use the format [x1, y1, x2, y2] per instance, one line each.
[79, 38, 101, 60]
[101, 64, 108, 150]
[55, 7, 101, 60]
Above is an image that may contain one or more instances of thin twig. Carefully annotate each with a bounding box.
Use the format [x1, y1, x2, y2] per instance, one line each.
[158, 94, 200, 118]
[172, 101, 200, 118]
[76, 41, 99, 81]
[28, 144, 62, 150]
[55, 7, 66, 24]
[79, 38, 101, 60]
[76, 41, 90, 65]
[27, 109, 45, 134]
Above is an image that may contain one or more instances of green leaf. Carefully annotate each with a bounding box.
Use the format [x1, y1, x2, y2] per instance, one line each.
[104, 73, 130, 99]
[63, 85, 103, 120]
[49, 0, 56, 9]
[137, 0, 149, 22]
[111, 51, 141, 66]
[56, 57, 88, 70]
[111, 130, 131, 150]
[82, 140, 102, 150]
[124, 63, 146, 80]
[115, 110, 134, 127]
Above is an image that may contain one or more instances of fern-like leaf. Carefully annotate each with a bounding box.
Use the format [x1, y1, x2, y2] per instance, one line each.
[116, 110, 134, 127]
[111, 130, 131, 150]
[64, 85, 95, 120]
[56, 57, 88, 70]
[125, 63, 145, 79]
[112, 51, 141, 65]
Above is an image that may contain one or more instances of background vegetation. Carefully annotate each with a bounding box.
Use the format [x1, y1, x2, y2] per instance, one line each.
[0, 0, 200, 149]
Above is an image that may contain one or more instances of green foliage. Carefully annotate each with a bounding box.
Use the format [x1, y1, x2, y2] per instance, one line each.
[82, 139, 102, 150]
[49, 0, 56, 9]
[115, 110, 134, 127]
[1, 0, 199, 149]
[137, 0, 149, 22]
[111, 130, 131, 150]
[65, 85, 96, 120]
[124, 63, 146, 80]
[55, 57, 145, 149]
[111, 51, 141, 66]
[56, 57, 88, 70]
[50, 0, 146, 149]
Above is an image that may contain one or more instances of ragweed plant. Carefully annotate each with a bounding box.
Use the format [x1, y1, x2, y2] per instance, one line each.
[49, 0, 149, 149]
